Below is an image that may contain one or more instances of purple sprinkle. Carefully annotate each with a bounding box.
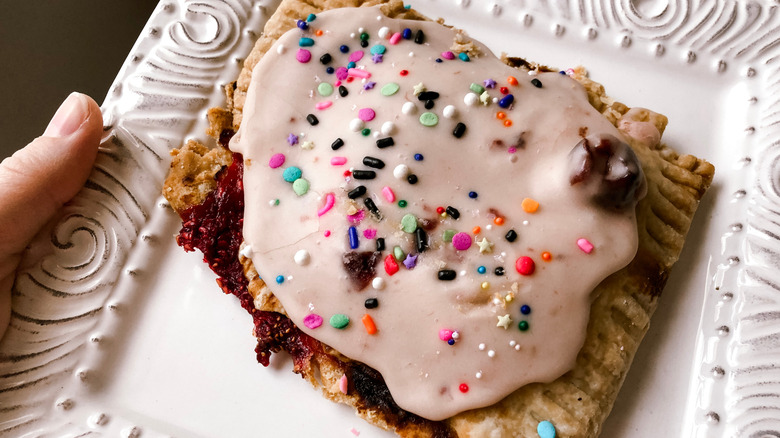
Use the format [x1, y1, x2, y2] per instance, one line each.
[371, 53, 383, 63]
[269, 153, 285, 168]
[441, 51, 455, 60]
[452, 232, 472, 251]
[403, 253, 418, 269]
[303, 314, 323, 329]
[335, 67, 349, 80]
[349, 51, 365, 62]
[363, 81, 376, 90]
[296, 49, 312, 63]
[358, 108, 376, 121]
[287, 133, 298, 145]
[483, 78, 497, 88]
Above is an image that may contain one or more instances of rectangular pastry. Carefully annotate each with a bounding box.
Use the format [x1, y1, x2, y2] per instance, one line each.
[163, 0, 714, 436]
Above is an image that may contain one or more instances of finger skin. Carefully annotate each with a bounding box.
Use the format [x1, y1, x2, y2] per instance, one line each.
[0, 93, 102, 341]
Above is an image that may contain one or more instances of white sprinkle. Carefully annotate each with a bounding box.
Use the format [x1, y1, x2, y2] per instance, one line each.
[269, 199, 278, 206]
[488, 350, 496, 358]
[409, 51, 415, 57]
[515, 344, 521, 351]
[393, 164, 409, 179]
[372, 277, 385, 290]
[376, 15, 382, 20]
[276, 44, 286, 54]
[485, 224, 493, 231]
[294, 249, 310, 266]
[381, 121, 396, 135]
[349, 118, 365, 132]
[464, 92, 478, 106]
[358, 27, 365, 33]
[475, 372, 483, 379]
[509, 340, 517, 347]
[301, 141, 314, 150]
[451, 331, 460, 340]
[378, 26, 390, 39]
[373, 131, 380, 138]
[492, 97, 499, 104]
[402, 101, 417, 115]
[350, 32, 356, 38]
[239, 244, 253, 259]
[442, 105, 457, 118]
[460, 270, 467, 276]
[478, 343, 486, 351]
[287, 275, 294, 281]
[523, 220, 529, 225]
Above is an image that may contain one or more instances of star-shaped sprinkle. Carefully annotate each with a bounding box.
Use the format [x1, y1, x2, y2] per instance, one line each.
[479, 91, 491, 106]
[497, 314, 512, 329]
[287, 133, 298, 145]
[363, 81, 376, 90]
[301, 141, 314, 150]
[478, 238, 494, 254]
[371, 53, 384, 63]
[403, 253, 418, 269]
[413, 82, 426, 96]
[483, 78, 496, 88]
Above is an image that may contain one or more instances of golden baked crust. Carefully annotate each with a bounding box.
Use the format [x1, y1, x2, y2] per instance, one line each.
[163, 1, 714, 436]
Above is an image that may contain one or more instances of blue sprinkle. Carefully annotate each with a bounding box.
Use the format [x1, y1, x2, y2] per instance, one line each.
[347, 61, 356, 69]
[349, 226, 359, 249]
[521, 304, 531, 315]
[404, 4, 411, 9]
[299, 37, 314, 47]
[402, 28, 412, 39]
[435, 58, 442, 63]
[559, 70, 567, 75]
[468, 191, 478, 199]
[370, 44, 386, 55]
[537, 421, 556, 438]
[447, 338, 455, 345]
[296, 20, 308, 30]
[459, 52, 470, 62]
[414, 153, 423, 161]
[477, 266, 486, 274]
[306, 13, 316, 22]
[340, 45, 349, 53]
[283, 166, 302, 182]
[498, 94, 514, 108]
[275, 275, 285, 284]
[326, 67, 335, 74]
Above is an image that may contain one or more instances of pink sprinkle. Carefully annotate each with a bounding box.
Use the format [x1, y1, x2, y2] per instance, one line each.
[381, 186, 395, 202]
[296, 49, 311, 63]
[315, 100, 333, 110]
[268, 153, 285, 169]
[335, 80, 342, 87]
[452, 232, 472, 251]
[348, 209, 366, 224]
[363, 228, 377, 239]
[358, 108, 376, 121]
[348, 68, 371, 79]
[317, 193, 335, 217]
[331, 156, 347, 165]
[303, 314, 323, 329]
[350, 427, 360, 436]
[324, 230, 331, 237]
[335, 67, 349, 80]
[441, 51, 455, 60]
[339, 374, 349, 394]
[349, 51, 364, 62]
[507, 147, 517, 154]
[389, 32, 402, 45]
[577, 238, 594, 254]
[439, 329, 453, 341]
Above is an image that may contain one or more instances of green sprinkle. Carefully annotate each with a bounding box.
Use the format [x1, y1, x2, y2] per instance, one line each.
[361, 128, 371, 136]
[401, 214, 418, 233]
[318, 82, 334, 96]
[443, 229, 456, 243]
[330, 314, 350, 329]
[419, 112, 439, 127]
[292, 178, 309, 196]
[283, 166, 302, 183]
[381, 82, 400, 96]
[370, 44, 386, 55]
[518, 320, 530, 331]
[272, 199, 280, 206]
[469, 83, 485, 94]
[360, 32, 369, 41]
[393, 246, 405, 261]
[398, 200, 408, 208]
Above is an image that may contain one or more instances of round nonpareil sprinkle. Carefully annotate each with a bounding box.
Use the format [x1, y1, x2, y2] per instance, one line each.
[371, 277, 385, 290]
[275, 275, 285, 284]
[459, 383, 469, 393]
[541, 251, 552, 261]
[393, 164, 409, 179]
[518, 320, 530, 331]
[294, 249, 310, 266]
[464, 92, 478, 106]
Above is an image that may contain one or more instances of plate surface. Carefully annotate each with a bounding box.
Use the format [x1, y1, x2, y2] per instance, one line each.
[1, 0, 779, 437]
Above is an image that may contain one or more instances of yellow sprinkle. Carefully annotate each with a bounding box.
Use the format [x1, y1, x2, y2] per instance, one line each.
[481, 281, 490, 290]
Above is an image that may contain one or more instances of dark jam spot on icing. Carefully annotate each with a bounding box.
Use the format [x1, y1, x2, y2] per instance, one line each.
[342, 251, 382, 290]
[569, 134, 647, 210]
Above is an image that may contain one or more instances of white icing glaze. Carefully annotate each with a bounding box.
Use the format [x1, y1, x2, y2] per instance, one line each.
[232, 6, 640, 421]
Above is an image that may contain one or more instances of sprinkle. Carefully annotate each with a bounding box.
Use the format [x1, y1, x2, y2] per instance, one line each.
[363, 228, 377, 239]
[349, 118, 365, 131]
[521, 198, 539, 213]
[500, 86, 509, 95]
[518, 320, 530, 331]
[282, 166, 302, 182]
[324, 230, 331, 237]
[294, 249, 310, 266]
[398, 200, 407, 208]
[442, 105, 457, 118]
[363, 156, 385, 169]
[317, 193, 335, 216]
[472, 226, 481, 234]
[493, 217, 505, 225]
[479, 91, 491, 105]
[338, 374, 349, 394]
[458, 52, 470, 61]
[452, 232, 472, 251]
[441, 51, 455, 59]
[464, 92, 478, 106]
[331, 156, 347, 166]
[371, 277, 385, 291]
[364, 198, 382, 219]
[325, 67, 335, 74]
[306, 114, 319, 126]
[439, 329, 453, 341]
[531, 78, 543, 88]
[275, 275, 285, 284]
[349, 51, 364, 62]
[442, 229, 456, 243]
[381, 186, 395, 202]
[403, 253, 418, 269]
[541, 251, 552, 261]
[496, 112, 506, 120]
[306, 13, 316, 21]
[330, 314, 350, 329]
[276, 44, 286, 54]
[375, 238, 385, 252]
[478, 343, 486, 350]
[391, 246, 405, 262]
[339, 44, 349, 53]
[381, 82, 400, 96]
[419, 112, 439, 127]
[339, 85, 349, 97]
[297, 20, 308, 30]
[303, 314, 323, 329]
[384, 254, 399, 275]
[401, 214, 418, 233]
[296, 49, 312, 63]
[401, 101, 417, 114]
[393, 164, 409, 179]
[371, 53, 383, 63]
[414, 29, 425, 44]
[407, 174, 418, 184]
[415, 228, 428, 252]
[537, 421, 556, 438]
[459, 383, 469, 393]
[453, 122, 467, 138]
[315, 101, 333, 110]
[504, 120, 513, 127]
[348, 68, 371, 79]
[477, 238, 494, 254]
[269, 153, 285, 168]
[335, 67, 349, 80]
[358, 108, 376, 121]
[363, 81, 376, 90]
[577, 238, 594, 253]
[468, 191, 478, 199]
[317, 83, 334, 97]
[287, 133, 298, 145]
[508, 76, 518, 85]
[320, 53, 332, 64]
[348, 226, 359, 249]
[469, 83, 485, 94]
[376, 137, 395, 148]
[484, 78, 497, 88]
[361, 128, 371, 136]
[389, 32, 402, 45]
[438, 269, 457, 280]
[521, 304, 531, 315]
[299, 37, 314, 47]
[381, 121, 395, 135]
[365, 298, 379, 309]
[477, 265, 486, 274]
[352, 170, 376, 179]
[292, 178, 309, 196]
[361, 314, 378, 335]
[399, 69, 409, 76]
[300, 141, 314, 150]
[505, 229, 518, 242]
[331, 138, 344, 150]
[498, 94, 514, 108]
[418, 91, 440, 101]
[378, 26, 390, 38]
[515, 256, 535, 275]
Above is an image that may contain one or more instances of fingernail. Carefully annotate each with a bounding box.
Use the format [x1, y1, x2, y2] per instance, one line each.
[43, 92, 89, 137]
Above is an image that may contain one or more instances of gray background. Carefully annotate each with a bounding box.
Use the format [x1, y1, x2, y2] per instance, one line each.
[0, 1, 159, 160]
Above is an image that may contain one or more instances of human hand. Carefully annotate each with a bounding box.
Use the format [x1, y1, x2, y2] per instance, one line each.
[0, 93, 102, 341]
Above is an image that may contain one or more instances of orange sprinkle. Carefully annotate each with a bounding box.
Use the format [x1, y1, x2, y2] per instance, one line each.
[541, 251, 552, 261]
[496, 111, 506, 119]
[472, 226, 481, 235]
[507, 76, 518, 85]
[315, 29, 323, 36]
[504, 120, 513, 127]
[494, 217, 505, 225]
[521, 197, 539, 213]
[362, 314, 377, 335]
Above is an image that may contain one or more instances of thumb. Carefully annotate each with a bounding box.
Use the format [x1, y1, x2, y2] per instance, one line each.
[0, 92, 103, 340]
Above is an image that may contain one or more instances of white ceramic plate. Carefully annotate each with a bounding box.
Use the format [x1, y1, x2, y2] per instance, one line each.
[2, 1, 779, 436]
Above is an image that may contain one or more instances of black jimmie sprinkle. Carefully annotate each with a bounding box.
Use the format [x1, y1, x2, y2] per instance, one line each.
[375, 237, 385, 252]
[376, 137, 395, 148]
[364, 198, 382, 219]
[505, 229, 518, 242]
[438, 269, 456, 280]
[363, 156, 385, 169]
[453, 122, 466, 138]
[446, 206, 460, 219]
[348, 185, 367, 199]
[306, 114, 319, 126]
[339, 85, 349, 97]
[352, 170, 377, 180]
[331, 138, 344, 150]
[415, 228, 428, 253]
